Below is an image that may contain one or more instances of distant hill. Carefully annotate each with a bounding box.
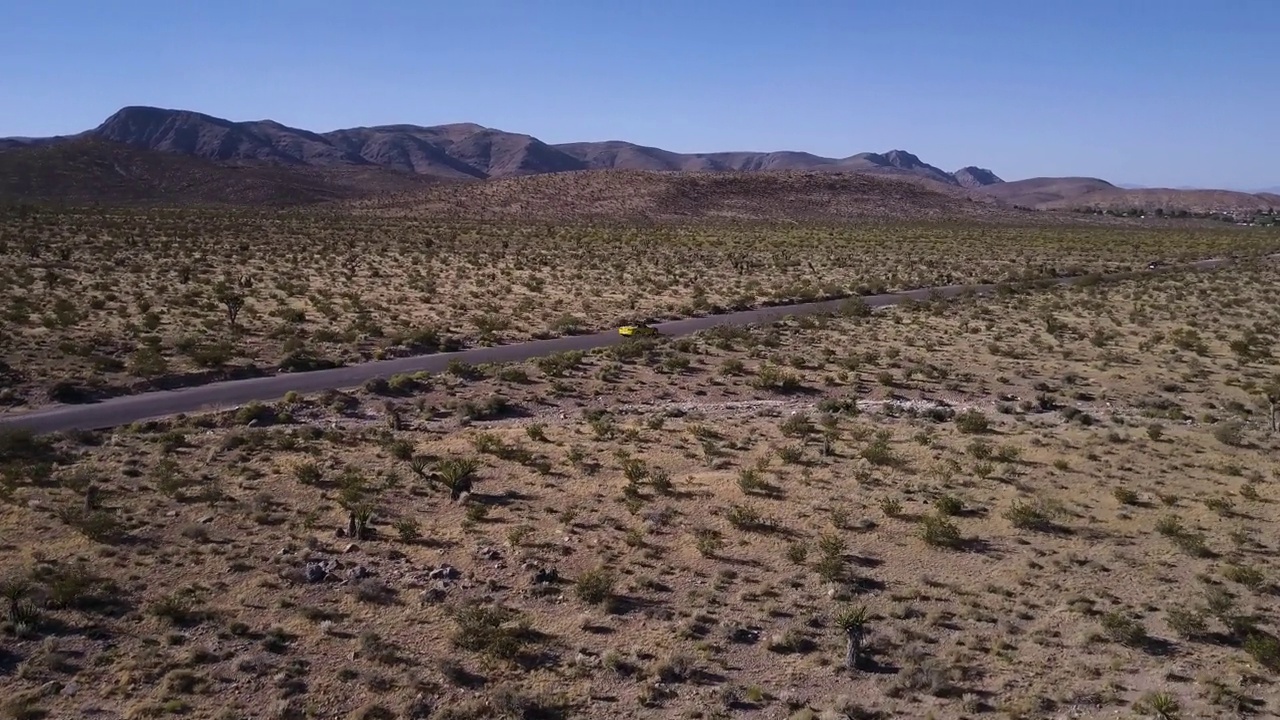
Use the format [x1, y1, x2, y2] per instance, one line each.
[0, 105, 1273, 215]
[978, 177, 1119, 206]
[979, 176, 1278, 214]
[352, 168, 1044, 225]
[0, 137, 437, 207]
[953, 166, 1004, 189]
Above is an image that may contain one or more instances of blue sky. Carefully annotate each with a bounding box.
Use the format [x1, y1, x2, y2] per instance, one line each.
[1, 0, 1276, 189]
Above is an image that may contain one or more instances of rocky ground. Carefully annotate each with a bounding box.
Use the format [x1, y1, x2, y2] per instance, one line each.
[2, 259, 1280, 719]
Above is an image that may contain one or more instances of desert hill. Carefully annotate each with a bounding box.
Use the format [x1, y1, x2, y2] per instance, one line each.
[0, 137, 438, 207]
[953, 166, 1005, 189]
[350, 168, 1058, 225]
[985, 177, 1279, 214]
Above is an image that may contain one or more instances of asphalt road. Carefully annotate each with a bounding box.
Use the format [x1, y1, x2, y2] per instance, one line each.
[0, 257, 1235, 434]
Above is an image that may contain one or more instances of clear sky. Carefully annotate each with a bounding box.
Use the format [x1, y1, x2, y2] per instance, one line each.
[1, 0, 1276, 189]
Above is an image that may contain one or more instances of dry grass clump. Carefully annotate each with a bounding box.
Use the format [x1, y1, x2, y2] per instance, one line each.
[3, 258, 1280, 717]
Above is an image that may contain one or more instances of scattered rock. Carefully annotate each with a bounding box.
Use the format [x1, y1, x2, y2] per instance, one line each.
[342, 543, 358, 554]
[573, 650, 601, 668]
[477, 546, 501, 561]
[428, 564, 461, 580]
[422, 580, 453, 604]
[726, 625, 760, 644]
[346, 565, 371, 581]
[303, 559, 338, 584]
[272, 699, 305, 720]
[39, 681, 63, 697]
[532, 567, 561, 584]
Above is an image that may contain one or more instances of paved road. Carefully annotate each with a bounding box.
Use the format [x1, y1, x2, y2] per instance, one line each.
[0, 257, 1235, 434]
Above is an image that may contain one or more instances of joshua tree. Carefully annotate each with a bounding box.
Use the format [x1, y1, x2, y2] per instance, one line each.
[1255, 375, 1280, 434]
[214, 277, 250, 330]
[835, 604, 871, 671]
[350, 504, 374, 540]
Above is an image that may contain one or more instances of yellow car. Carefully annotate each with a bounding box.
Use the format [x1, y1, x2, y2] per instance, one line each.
[618, 323, 660, 337]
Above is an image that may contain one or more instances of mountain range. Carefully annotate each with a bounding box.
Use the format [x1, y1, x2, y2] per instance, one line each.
[1, 105, 1276, 215]
[1, 106, 1007, 188]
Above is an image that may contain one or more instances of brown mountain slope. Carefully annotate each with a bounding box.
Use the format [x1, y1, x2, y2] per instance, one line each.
[954, 166, 1004, 189]
[1048, 188, 1280, 214]
[979, 176, 1279, 213]
[551, 141, 964, 184]
[442, 128, 585, 177]
[351, 169, 1021, 224]
[0, 137, 438, 207]
[12, 106, 1005, 187]
[833, 150, 958, 185]
[324, 123, 587, 178]
[323, 125, 489, 180]
[554, 141, 848, 173]
[976, 177, 1118, 206]
[93, 106, 358, 167]
[90, 107, 591, 179]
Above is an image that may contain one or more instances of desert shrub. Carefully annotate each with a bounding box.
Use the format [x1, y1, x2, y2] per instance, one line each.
[1244, 633, 1280, 671]
[1135, 692, 1181, 719]
[933, 495, 963, 517]
[234, 401, 278, 426]
[451, 604, 535, 660]
[727, 503, 775, 532]
[1222, 564, 1266, 591]
[1113, 487, 1139, 505]
[1165, 607, 1207, 639]
[870, 497, 903, 522]
[574, 567, 616, 606]
[394, 518, 421, 543]
[1100, 610, 1147, 647]
[1212, 421, 1245, 447]
[1003, 498, 1061, 531]
[954, 409, 991, 434]
[918, 514, 962, 549]
[751, 364, 803, 393]
[860, 433, 898, 467]
[694, 528, 724, 557]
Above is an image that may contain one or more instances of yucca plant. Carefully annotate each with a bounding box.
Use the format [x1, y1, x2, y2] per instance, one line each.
[436, 456, 481, 501]
[350, 503, 375, 540]
[835, 604, 871, 670]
